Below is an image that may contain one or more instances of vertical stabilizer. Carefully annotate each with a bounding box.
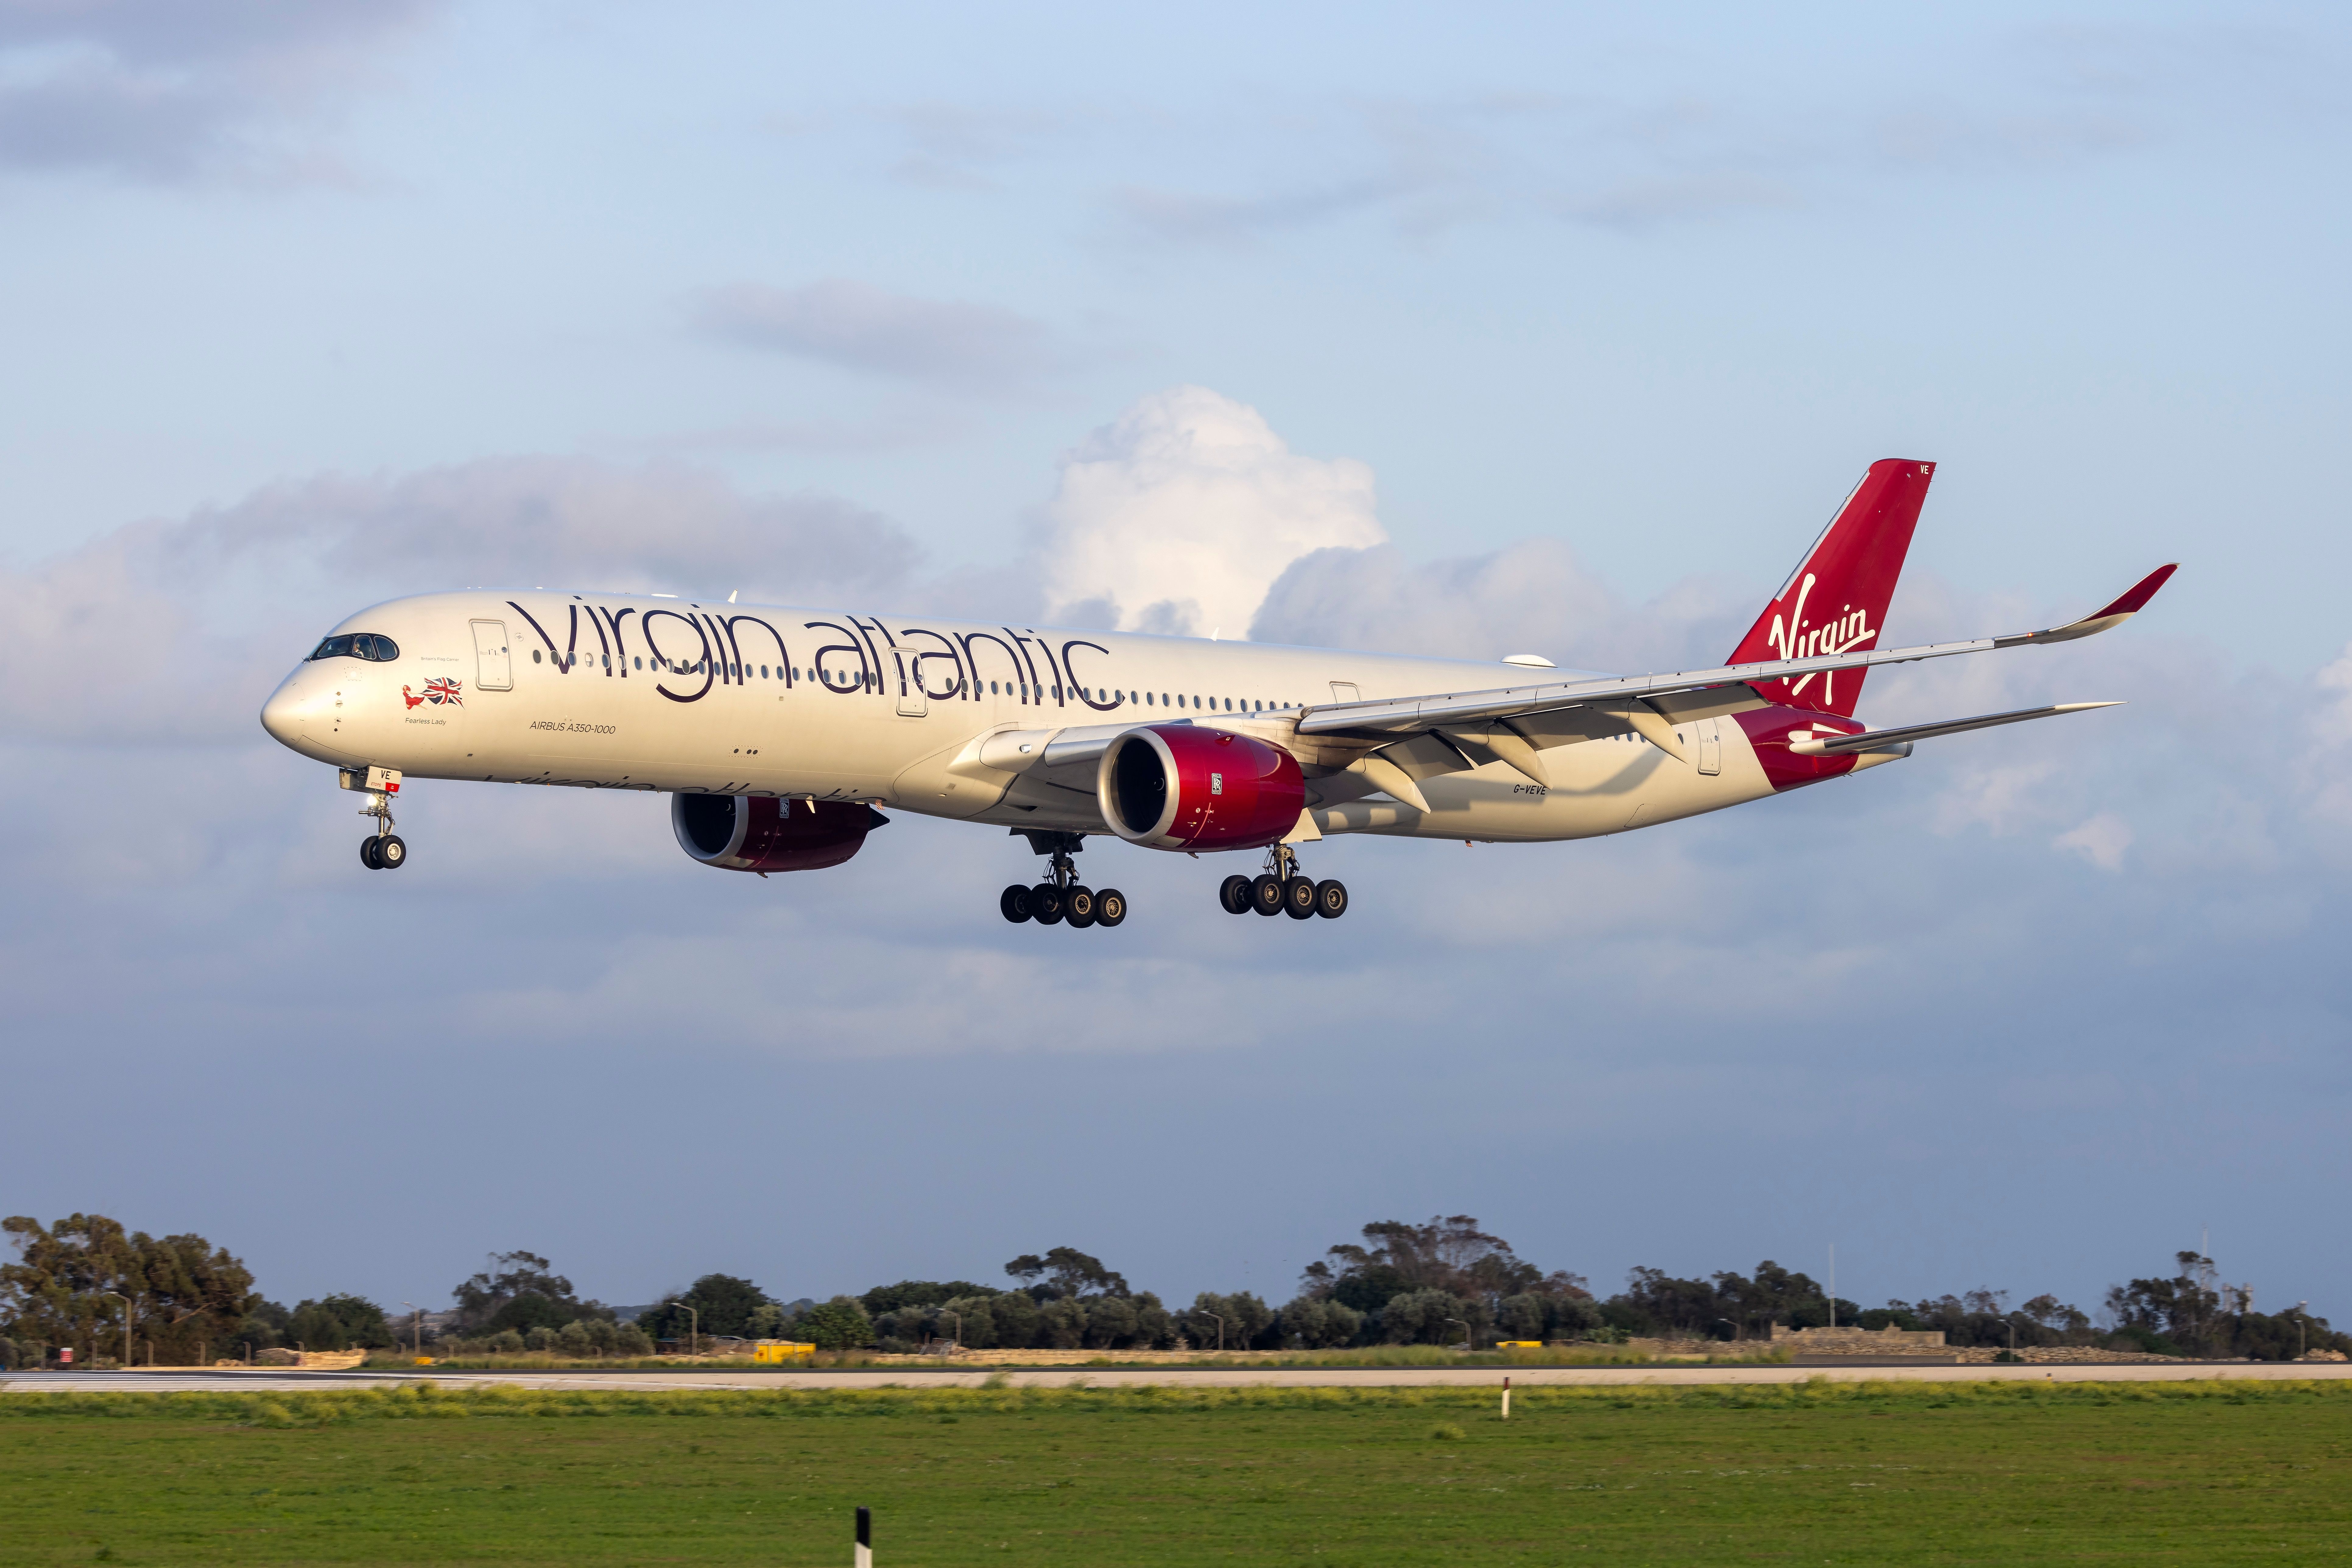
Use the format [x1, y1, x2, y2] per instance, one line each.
[1727, 459, 1934, 717]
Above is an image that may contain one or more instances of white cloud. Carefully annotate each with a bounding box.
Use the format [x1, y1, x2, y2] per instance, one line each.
[0, 0, 439, 179]
[1251, 535, 1750, 670]
[2054, 811, 2133, 871]
[692, 279, 1075, 390]
[1035, 385, 1385, 638]
[0, 456, 915, 743]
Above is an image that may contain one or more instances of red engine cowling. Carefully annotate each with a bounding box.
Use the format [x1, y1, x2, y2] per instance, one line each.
[671, 794, 887, 873]
[1098, 725, 1305, 851]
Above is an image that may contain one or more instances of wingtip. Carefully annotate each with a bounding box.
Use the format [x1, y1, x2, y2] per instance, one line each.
[2094, 563, 2178, 619]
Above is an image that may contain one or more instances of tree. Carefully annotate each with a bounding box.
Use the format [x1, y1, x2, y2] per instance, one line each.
[1278, 1296, 1364, 1349]
[861, 1280, 991, 1317]
[1005, 1248, 1130, 1301]
[637, 1275, 773, 1342]
[287, 1295, 392, 1352]
[1379, 1288, 1482, 1346]
[1300, 1217, 1581, 1316]
[2, 1213, 259, 1365]
[1180, 1292, 1274, 1351]
[794, 1297, 873, 1351]
[683, 1274, 769, 1338]
[452, 1252, 594, 1335]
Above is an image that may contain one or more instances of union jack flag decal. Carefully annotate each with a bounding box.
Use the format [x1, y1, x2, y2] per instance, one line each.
[424, 677, 463, 706]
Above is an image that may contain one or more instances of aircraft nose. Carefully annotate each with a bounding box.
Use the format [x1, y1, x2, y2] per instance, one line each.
[260, 682, 311, 747]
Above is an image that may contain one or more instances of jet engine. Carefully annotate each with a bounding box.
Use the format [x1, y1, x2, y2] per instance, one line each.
[1098, 725, 1305, 851]
[671, 794, 888, 873]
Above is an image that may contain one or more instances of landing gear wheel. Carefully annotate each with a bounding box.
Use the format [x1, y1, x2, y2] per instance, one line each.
[360, 836, 382, 870]
[1094, 888, 1127, 927]
[1065, 887, 1098, 928]
[1218, 874, 1254, 915]
[1314, 878, 1349, 919]
[1283, 875, 1317, 919]
[1000, 884, 1033, 923]
[375, 835, 407, 870]
[1251, 874, 1285, 916]
[1031, 884, 1067, 926]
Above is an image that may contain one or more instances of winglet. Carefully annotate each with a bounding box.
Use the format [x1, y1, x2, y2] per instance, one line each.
[1996, 564, 2177, 647]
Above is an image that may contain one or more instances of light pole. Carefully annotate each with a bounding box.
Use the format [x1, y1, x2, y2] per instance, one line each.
[1199, 1310, 1224, 1352]
[675, 1303, 699, 1358]
[1445, 1317, 1472, 1352]
[2298, 1302, 2309, 1360]
[403, 1302, 421, 1358]
[103, 1292, 133, 1369]
[943, 1312, 962, 1354]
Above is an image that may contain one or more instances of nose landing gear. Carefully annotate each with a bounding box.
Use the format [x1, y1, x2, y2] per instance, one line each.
[1221, 844, 1344, 921]
[1001, 830, 1125, 930]
[351, 782, 407, 871]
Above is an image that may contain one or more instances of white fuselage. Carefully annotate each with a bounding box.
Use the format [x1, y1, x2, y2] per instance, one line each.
[260, 590, 1850, 848]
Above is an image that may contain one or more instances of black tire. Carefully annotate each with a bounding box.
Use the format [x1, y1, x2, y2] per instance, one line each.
[360, 836, 382, 870]
[1218, 874, 1254, 915]
[1000, 884, 1033, 923]
[1065, 887, 1097, 928]
[1032, 884, 1066, 926]
[1251, 874, 1285, 916]
[1095, 888, 1127, 927]
[1283, 875, 1316, 919]
[376, 835, 407, 869]
[1314, 878, 1350, 919]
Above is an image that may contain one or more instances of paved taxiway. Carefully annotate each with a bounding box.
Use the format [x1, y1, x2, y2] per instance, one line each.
[9, 1362, 2352, 1394]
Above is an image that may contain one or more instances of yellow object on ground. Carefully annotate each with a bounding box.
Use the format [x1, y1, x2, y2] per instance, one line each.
[752, 1341, 816, 1364]
[1495, 1341, 1543, 1349]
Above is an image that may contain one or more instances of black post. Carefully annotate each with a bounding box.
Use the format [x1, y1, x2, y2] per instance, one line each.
[855, 1505, 872, 1567]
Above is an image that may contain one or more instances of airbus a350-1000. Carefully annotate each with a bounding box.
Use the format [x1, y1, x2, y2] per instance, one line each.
[259, 459, 2174, 927]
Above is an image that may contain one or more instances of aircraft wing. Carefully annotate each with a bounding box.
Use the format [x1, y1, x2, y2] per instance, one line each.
[1787, 702, 2120, 756]
[1292, 564, 2177, 743]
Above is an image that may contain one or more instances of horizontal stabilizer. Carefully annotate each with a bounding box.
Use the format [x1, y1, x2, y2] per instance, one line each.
[1787, 702, 2121, 756]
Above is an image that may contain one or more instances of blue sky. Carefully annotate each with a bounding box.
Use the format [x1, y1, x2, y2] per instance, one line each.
[2, 1, 2347, 1324]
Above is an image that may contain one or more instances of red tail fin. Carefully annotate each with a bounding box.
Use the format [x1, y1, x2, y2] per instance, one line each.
[1726, 459, 1935, 717]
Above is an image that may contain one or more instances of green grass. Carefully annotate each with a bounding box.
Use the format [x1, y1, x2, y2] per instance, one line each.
[1, 1381, 2348, 1564]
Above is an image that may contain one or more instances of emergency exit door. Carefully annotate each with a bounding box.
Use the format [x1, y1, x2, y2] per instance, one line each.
[471, 620, 512, 691]
[891, 649, 928, 717]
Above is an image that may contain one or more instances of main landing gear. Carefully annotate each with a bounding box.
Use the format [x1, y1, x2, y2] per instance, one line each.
[1219, 843, 1346, 921]
[357, 791, 407, 872]
[1001, 831, 1126, 930]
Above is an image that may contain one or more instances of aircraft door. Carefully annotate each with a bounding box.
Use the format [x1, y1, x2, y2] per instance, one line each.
[471, 620, 513, 691]
[1697, 716, 1722, 775]
[891, 648, 927, 717]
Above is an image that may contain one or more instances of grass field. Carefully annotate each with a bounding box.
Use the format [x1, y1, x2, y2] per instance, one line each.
[2, 1380, 2348, 1565]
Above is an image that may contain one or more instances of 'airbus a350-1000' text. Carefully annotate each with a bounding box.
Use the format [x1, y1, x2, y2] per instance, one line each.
[260, 460, 2174, 926]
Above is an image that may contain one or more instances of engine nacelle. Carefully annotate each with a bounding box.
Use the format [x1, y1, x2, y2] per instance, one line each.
[1098, 724, 1305, 851]
[671, 794, 887, 873]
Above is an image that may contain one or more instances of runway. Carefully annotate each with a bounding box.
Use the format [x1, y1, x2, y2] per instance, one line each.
[8, 1361, 2351, 1394]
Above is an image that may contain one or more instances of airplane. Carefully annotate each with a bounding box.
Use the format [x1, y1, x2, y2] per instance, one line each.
[259, 459, 2174, 928]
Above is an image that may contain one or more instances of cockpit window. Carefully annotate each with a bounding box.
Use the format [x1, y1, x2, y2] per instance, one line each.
[308, 633, 400, 663]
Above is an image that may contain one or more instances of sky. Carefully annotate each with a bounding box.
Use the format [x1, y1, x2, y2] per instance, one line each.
[3, 0, 2348, 1326]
